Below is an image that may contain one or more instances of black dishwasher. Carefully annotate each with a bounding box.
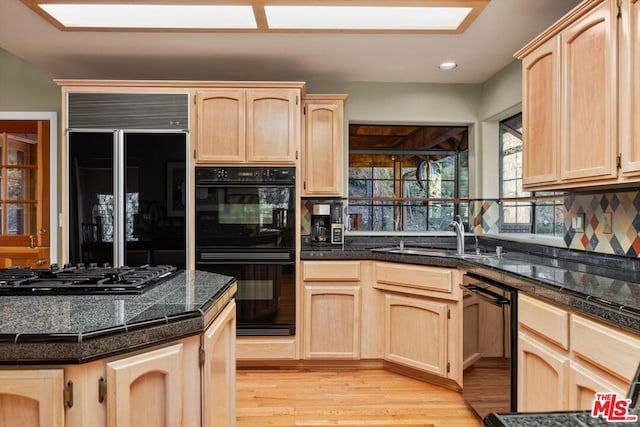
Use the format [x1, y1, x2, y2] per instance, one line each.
[461, 272, 518, 418]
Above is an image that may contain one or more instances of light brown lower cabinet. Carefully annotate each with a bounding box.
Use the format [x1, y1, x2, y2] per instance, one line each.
[517, 331, 569, 412]
[0, 369, 65, 427]
[106, 344, 186, 427]
[383, 294, 449, 376]
[303, 285, 361, 359]
[568, 361, 628, 410]
[518, 294, 640, 412]
[202, 300, 237, 427]
[0, 301, 236, 427]
[302, 261, 362, 359]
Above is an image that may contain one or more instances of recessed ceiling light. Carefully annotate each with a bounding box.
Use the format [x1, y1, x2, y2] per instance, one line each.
[265, 6, 472, 30]
[38, 4, 257, 29]
[439, 61, 458, 70]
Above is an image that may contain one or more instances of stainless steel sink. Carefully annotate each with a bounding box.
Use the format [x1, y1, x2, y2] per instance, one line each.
[371, 246, 497, 260]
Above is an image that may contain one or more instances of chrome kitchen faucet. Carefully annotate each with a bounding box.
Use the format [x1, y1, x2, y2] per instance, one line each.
[450, 215, 465, 255]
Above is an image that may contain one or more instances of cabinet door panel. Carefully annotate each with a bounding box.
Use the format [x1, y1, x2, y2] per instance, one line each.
[621, 0, 640, 176]
[246, 89, 298, 163]
[522, 37, 560, 187]
[384, 294, 448, 376]
[196, 90, 245, 163]
[560, 1, 617, 182]
[518, 332, 569, 412]
[303, 285, 361, 359]
[203, 300, 236, 427]
[303, 100, 344, 195]
[569, 361, 628, 411]
[0, 369, 64, 427]
[106, 344, 183, 427]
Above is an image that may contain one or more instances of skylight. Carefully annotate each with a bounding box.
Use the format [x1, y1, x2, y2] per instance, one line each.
[264, 6, 472, 30]
[25, 1, 487, 32]
[38, 4, 257, 29]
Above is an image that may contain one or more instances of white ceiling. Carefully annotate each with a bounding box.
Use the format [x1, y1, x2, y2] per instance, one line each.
[0, 0, 581, 84]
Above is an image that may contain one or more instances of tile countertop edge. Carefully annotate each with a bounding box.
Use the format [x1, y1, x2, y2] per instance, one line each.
[300, 250, 640, 334]
[0, 278, 237, 365]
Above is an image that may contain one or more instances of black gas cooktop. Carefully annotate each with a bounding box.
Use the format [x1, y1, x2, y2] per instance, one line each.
[0, 264, 179, 295]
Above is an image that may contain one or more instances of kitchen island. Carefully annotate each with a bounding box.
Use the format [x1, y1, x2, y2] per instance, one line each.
[0, 269, 237, 427]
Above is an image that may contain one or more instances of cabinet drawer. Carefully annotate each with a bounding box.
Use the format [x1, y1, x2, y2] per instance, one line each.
[375, 262, 453, 293]
[302, 261, 361, 282]
[570, 314, 640, 382]
[519, 294, 569, 350]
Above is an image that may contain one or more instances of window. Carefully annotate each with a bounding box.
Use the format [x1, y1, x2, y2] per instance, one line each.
[499, 113, 563, 236]
[348, 124, 468, 232]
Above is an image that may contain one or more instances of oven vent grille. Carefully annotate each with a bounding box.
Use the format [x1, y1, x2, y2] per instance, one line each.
[68, 93, 189, 130]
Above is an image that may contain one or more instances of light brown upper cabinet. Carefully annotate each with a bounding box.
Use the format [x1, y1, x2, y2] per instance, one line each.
[620, 0, 640, 178]
[521, 37, 561, 187]
[302, 94, 347, 196]
[516, 0, 638, 190]
[195, 86, 302, 165]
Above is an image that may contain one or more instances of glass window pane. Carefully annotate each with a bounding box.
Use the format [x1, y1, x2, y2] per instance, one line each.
[516, 205, 532, 224]
[503, 205, 516, 224]
[503, 180, 516, 198]
[349, 179, 370, 198]
[404, 204, 427, 231]
[7, 203, 35, 235]
[503, 154, 518, 180]
[427, 202, 454, 231]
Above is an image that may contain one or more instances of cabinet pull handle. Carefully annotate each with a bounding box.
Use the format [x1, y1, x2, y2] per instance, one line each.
[98, 377, 107, 403]
[29, 235, 36, 248]
[64, 380, 74, 408]
[36, 258, 47, 266]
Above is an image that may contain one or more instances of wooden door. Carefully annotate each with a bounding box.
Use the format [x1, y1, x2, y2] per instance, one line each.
[517, 332, 569, 412]
[0, 369, 64, 427]
[303, 96, 345, 196]
[106, 344, 184, 427]
[195, 90, 246, 163]
[384, 294, 448, 376]
[246, 89, 299, 163]
[0, 119, 50, 266]
[621, 0, 640, 176]
[560, 0, 618, 183]
[568, 361, 628, 411]
[522, 37, 561, 188]
[202, 300, 236, 427]
[303, 285, 361, 359]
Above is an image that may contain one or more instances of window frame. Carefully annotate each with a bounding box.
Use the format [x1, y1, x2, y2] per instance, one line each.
[348, 148, 468, 232]
[498, 112, 563, 236]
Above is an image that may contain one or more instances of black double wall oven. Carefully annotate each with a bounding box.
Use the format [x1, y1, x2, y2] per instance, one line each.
[195, 167, 295, 336]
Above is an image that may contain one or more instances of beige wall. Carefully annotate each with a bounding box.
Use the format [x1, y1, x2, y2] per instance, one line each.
[0, 48, 60, 112]
[477, 60, 523, 199]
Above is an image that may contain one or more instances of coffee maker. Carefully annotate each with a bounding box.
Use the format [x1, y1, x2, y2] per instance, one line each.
[311, 204, 331, 246]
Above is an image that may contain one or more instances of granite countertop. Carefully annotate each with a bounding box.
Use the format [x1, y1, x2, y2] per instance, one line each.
[301, 238, 640, 333]
[0, 270, 236, 364]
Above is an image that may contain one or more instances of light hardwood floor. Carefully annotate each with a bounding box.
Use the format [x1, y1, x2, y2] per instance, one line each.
[236, 368, 481, 426]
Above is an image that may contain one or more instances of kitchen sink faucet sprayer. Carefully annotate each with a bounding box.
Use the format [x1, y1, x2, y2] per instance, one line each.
[450, 215, 465, 255]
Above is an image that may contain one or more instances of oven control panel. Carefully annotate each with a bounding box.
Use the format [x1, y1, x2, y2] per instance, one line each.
[196, 167, 295, 184]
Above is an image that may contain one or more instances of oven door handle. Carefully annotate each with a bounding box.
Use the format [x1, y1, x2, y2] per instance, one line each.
[460, 284, 509, 306]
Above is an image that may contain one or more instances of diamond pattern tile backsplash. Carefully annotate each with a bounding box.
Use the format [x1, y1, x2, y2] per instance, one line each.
[564, 190, 640, 257]
[470, 199, 500, 235]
